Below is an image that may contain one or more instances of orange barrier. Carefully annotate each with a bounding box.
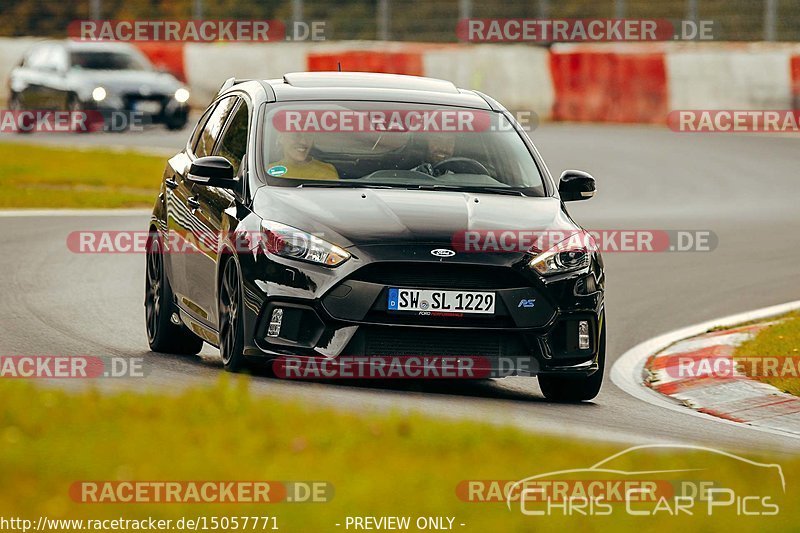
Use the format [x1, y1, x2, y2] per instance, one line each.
[307, 50, 424, 76]
[791, 56, 800, 106]
[550, 48, 667, 123]
[135, 42, 186, 81]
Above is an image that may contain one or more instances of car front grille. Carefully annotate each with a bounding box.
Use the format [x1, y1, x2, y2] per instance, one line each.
[365, 326, 502, 357]
[341, 325, 534, 358]
[348, 262, 531, 290]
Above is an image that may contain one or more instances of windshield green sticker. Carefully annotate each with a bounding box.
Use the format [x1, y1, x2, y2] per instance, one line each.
[267, 165, 287, 177]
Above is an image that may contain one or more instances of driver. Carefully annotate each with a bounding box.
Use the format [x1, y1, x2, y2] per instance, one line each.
[271, 132, 339, 180]
[413, 134, 456, 176]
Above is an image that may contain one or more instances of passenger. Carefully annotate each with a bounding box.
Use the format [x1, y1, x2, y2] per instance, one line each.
[271, 132, 339, 180]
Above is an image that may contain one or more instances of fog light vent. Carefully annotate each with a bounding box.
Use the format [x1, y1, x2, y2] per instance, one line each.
[578, 320, 590, 350]
[267, 308, 284, 337]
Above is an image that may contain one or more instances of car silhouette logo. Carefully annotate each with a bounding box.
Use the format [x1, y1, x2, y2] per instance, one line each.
[505, 443, 786, 511]
[431, 249, 455, 257]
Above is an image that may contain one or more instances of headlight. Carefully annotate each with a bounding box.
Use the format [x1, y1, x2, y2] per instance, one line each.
[91, 86, 106, 102]
[260, 220, 350, 267]
[528, 233, 593, 277]
[174, 88, 190, 103]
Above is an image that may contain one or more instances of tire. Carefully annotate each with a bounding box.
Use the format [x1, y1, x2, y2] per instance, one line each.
[218, 258, 248, 372]
[538, 316, 606, 402]
[66, 94, 82, 112]
[165, 111, 188, 131]
[145, 232, 204, 355]
[9, 93, 32, 135]
[9, 92, 21, 110]
[66, 95, 97, 133]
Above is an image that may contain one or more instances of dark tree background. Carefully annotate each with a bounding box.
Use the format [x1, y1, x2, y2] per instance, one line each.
[0, 0, 797, 41]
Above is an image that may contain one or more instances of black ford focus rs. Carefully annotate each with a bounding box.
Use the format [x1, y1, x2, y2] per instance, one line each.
[145, 72, 605, 401]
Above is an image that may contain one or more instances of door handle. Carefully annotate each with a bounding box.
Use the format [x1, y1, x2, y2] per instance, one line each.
[165, 178, 178, 189]
[187, 196, 201, 210]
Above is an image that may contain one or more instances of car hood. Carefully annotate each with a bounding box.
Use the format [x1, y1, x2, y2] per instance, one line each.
[252, 187, 578, 251]
[68, 69, 180, 95]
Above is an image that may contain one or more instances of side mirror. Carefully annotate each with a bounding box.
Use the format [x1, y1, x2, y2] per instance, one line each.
[558, 170, 596, 202]
[187, 156, 237, 189]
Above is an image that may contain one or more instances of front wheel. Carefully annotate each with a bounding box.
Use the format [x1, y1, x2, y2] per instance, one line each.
[218, 258, 248, 372]
[67, 95, 99, 133]
[9, 93, 32, 134]
[538, 317, 605, 402]
[145, 232, 204, 355]
[165, 111, 188, 131]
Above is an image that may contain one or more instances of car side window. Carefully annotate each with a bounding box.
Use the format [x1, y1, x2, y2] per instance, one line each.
[25, 45, 51, 70]
[37, 45, 62, 72]
[48, 46, 68, 73]
[194, 96, 238, 158]
[215, 100, 249, 176]
[188, 103, 217, 156]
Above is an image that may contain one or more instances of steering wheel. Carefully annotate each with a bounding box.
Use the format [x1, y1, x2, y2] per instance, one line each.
[432, 157, 490, 177]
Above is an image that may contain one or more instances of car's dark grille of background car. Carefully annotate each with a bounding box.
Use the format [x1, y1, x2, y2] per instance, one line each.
[122, 93, 167, 112]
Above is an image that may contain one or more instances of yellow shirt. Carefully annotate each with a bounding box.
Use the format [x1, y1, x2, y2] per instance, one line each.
[269, 159, 339, 180]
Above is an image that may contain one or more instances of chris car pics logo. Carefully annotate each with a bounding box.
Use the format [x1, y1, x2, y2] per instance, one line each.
[504, 444, 784, 517]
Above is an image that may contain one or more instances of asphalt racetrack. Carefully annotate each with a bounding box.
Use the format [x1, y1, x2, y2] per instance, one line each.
[2, 123, 799, 453]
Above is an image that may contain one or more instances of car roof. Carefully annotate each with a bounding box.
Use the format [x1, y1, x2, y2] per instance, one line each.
[282, 71, 459, 92]
[226, 72, 496, 110]
[39, 40, 141, 53]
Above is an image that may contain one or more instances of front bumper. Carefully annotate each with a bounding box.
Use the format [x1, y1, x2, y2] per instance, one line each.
[85, 94, 188, 126]
[237, 241, 604, 378]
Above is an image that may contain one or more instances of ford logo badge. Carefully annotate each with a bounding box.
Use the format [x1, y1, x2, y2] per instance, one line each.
[431, 249, 456, 258]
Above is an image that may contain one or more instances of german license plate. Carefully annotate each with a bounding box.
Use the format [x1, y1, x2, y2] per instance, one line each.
[134, 100, 162, 114]
[387, 288, 495, 314]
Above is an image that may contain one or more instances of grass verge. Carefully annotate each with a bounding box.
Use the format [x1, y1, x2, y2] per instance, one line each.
[735, 312, 800, 396]
[1, 377, 798, 532]
[0, 142, 163, 208]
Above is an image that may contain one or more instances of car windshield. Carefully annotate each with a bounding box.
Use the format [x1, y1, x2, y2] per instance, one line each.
[70, 51, 149, 71]
[262, 102, 546, 196]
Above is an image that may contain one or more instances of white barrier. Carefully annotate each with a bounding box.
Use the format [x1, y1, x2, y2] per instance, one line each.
[666, 44, 794, 110]
[422, 44, 554, 118]
[0, 37, 42, 103]
[184, 42, 312, 105]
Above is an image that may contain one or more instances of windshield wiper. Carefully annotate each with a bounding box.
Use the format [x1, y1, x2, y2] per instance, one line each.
[410, 184, 526, 197]
[298, 182, 395, 189]
[298, 182, 527, 196]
